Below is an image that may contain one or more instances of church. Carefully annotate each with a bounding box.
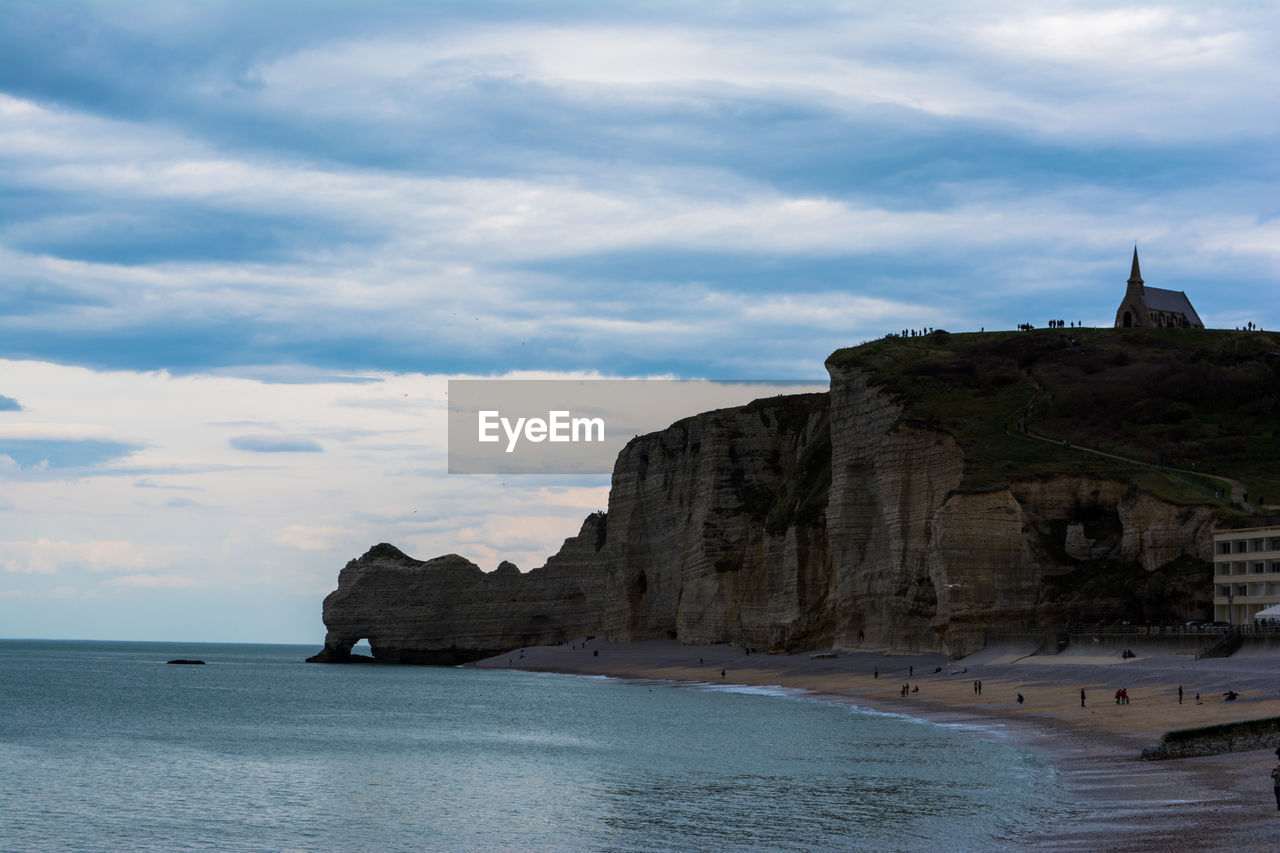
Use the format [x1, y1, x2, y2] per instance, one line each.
[1114, 248, 1203, 329]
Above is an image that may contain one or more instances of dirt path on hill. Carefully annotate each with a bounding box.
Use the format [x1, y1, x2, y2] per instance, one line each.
[1006, 376, 1249, 507]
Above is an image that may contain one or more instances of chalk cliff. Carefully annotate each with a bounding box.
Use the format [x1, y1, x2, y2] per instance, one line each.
[308, 518, 608, 664]
[312, 334, 1235, 663]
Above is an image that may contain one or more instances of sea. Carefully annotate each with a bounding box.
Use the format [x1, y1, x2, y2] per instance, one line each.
[0, 640, 1065, 852]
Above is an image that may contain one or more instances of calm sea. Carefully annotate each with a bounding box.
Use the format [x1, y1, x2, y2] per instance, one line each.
[0, 641, 1062, 851]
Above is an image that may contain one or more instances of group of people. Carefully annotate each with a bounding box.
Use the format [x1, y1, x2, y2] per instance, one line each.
[1015, 321, 1084, 331]
[880, 671, 1234, 715]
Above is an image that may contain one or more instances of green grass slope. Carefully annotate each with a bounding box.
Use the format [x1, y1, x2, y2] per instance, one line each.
[827, 327, 1280, 518]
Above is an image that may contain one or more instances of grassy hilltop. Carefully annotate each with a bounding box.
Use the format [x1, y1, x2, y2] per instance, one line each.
[828, 327, 1280, 519]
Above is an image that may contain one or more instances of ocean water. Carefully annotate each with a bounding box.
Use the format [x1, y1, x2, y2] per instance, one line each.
[0, 641, 1060, 851]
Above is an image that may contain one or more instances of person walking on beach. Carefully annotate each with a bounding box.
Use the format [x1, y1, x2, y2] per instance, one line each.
[874, 666, 878, 679]
[1271, 761, 1280, 810]
[1179, 685, 1183, 704]
[1081, 688, 1086, 708]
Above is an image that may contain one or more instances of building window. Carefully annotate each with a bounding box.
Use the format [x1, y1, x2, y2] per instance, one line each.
[1236, 541, 1249, 554]
[1271, 538, 1280, 551]
[1254, 563, 1266, 574]
[1253, 539, 1266, 552]
[1219, 542, 1233, 555]
[1220, 585, 1231, 597]
[1237, 585, 1249, 596]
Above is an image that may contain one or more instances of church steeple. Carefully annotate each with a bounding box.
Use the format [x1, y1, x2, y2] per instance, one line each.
[1128, 246, 1143, 286]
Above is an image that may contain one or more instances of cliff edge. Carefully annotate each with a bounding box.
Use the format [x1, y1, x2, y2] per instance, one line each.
[311, 329, 1279, 662]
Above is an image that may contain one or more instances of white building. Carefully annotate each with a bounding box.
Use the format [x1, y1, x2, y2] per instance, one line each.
[1213, 525, 1280, 624]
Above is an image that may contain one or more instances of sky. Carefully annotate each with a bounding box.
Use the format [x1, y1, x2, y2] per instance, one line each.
[1, 1, 1278, 643]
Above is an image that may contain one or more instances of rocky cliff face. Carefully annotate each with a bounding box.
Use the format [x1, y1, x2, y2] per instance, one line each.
[308, 516, 608, 664]
[598, 395, 831, 651]
[312, 365, 1218, 663]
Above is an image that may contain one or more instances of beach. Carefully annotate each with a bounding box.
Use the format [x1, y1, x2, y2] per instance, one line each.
[474, 639, 1280, 850]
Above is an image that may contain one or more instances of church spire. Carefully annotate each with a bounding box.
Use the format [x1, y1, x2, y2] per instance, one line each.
[1128, 246, 1143, 285]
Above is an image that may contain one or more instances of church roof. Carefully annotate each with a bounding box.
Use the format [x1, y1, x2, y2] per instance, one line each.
[1143, 285, 1202, 327]
[1129, 246, 1143, 283]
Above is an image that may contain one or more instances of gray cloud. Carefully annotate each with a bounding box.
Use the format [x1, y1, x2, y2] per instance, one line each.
[229, 435, 323, 453]
[0, 1, 1276, 381]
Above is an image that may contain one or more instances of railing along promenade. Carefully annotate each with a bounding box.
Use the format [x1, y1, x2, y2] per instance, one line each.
[983, 623, 1280, 639]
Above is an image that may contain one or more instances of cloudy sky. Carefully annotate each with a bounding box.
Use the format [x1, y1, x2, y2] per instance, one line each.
[2, 1, 1277, 643]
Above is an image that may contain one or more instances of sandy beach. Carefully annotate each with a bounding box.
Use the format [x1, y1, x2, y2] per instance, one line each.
[473, 639, 1280, 850]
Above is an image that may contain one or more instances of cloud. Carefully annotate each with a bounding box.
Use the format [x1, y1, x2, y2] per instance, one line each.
[0, 439, 140, 469]
[0, 421, 121, 440]
[248, 10, 1279, 144]
[134, 478, 202, 490]
[0, 538, 161, 574]
[103, 573, 198, 589]
[0, 3, 1276, 384]
[230, 435, 324, 453]
[272, 524, 349, 552]
[975, 9, 1245, 68]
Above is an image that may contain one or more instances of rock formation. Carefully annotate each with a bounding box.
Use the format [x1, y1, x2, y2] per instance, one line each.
[311, 338, 1229, 664]
[307, 520, 608, 664]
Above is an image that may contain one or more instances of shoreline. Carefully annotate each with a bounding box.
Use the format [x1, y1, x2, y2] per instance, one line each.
[472, 639, 1280, 850]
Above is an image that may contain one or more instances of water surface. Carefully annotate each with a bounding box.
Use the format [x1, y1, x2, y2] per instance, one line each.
[0, 640, 1060, 851]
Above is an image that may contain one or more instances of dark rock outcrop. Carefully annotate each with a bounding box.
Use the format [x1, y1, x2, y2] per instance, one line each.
[308, 521, 608, 664]
[1142, 716, 1280, 760]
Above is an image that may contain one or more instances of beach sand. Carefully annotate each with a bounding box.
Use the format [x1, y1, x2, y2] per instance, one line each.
[473, 639, 1280, 850]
